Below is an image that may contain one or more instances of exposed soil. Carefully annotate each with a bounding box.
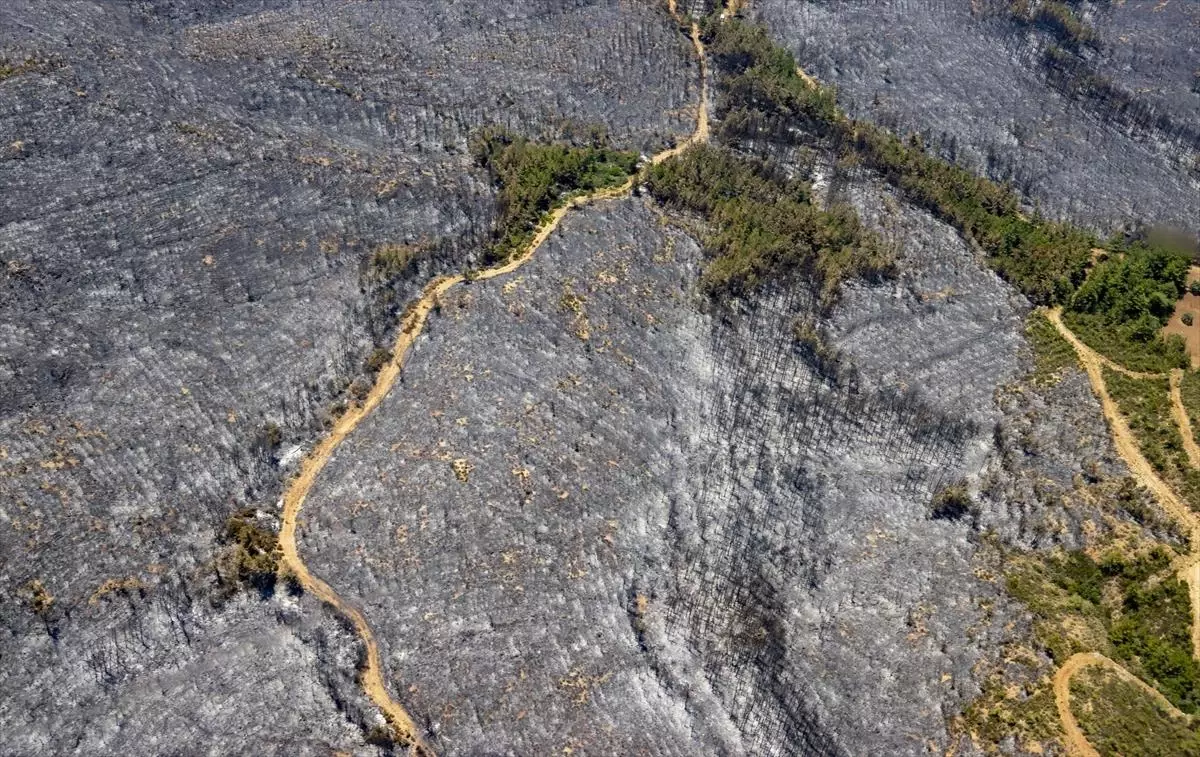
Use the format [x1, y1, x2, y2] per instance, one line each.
[1162, 267, 1200, 369]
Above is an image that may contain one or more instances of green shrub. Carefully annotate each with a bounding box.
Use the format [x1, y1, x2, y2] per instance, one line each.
[1033, 1, 1098, 50]
[364, 348, 392, 374]
[0, 55, 54, 82]
[1047, 550, 1104, 605]
[370, 243, 427, 279]
[1098, 546, 1172, 588]
[1109, 578, 1200, 713]
[261, 421, 282, 449]
[472, 129, 639, 264]
[218, 510, 280, 595]
[791, 316, 840, 375]
[930, 482, 975, 522]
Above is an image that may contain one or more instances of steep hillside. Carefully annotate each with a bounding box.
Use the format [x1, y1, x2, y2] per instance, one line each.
[0, 1, 696, 752]
[2, 0, 1197, 754]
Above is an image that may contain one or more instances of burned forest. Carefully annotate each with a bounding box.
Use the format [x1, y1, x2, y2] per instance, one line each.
[3, 1, 1200, 755]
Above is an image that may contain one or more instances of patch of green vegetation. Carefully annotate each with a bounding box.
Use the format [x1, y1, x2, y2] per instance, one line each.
[0, 55, 53, 82]
[217, 510, 280, 596]
[1098, 545, 1174, 590]
[363, 347, 392, 375]
[960, 674, 1062, 752]
[701, 18, 839, 133]
[261, 421, 282, 449]
[1066, 311, 1188, 373]
[1002, 541, 1200, 715]
[1048, 550, 1105, 605]
[1105, 368, 1200, 509]
[847, 125, 1096, 306]
[1029, 1, 1098, 51]
[706, 18, 1093, 305]
[471, 128, 639, 264]
[790, 316, 840, 377]
[1109, 578, 1200, 714]
[644, 144, 890, 304]
[1065, 242, 1191, 371]
[1071, 664, 1200, 757]
[1104, 477, 1187, 545]
[1026, 310, 1078, 385]
[18, 579, 54, 618]
[1005, 552, 1112, 664]
[365, 725, 398, 748]
[369, 242, 429, 279]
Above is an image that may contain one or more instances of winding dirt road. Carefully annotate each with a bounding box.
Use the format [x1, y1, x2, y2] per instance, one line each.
[700, 2, 1198, 748]
[1046, 307, 1200, 755]
[276, 5, 710, 752]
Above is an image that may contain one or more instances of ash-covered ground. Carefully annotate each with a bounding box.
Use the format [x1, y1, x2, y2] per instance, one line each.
[754, 0, 1200, 233]
[0, 0, 1190, 754]
[297, 173, 1125, 754]
[0, 1, 696, 752]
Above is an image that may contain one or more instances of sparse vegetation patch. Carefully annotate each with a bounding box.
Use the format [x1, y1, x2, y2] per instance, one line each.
[1105, 369, 1200, 509]
[217, 510, 281, 596]
[1071, 664, 1200, 756]
[930, 482, 976, 522]
[1025, 310, 1078, 385]
[645, 144, 889, 304]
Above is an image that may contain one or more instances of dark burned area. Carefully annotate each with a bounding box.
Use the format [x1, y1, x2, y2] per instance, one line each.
[2, 0, 1199, 754]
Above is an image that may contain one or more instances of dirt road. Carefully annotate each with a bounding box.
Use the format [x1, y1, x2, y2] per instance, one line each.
[276, 4, 711, 750]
